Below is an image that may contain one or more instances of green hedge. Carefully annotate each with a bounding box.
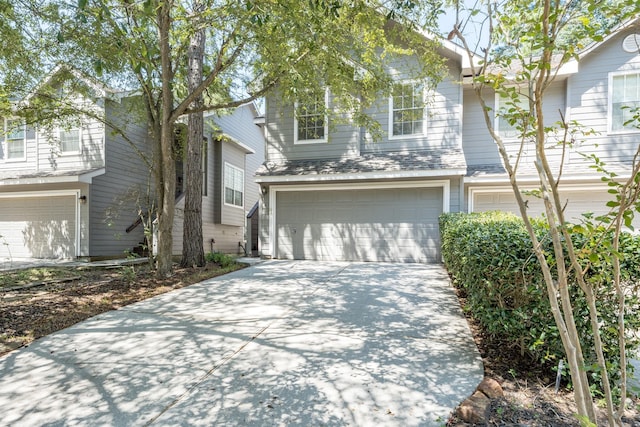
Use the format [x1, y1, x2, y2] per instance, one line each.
[440, 211, 640, 389]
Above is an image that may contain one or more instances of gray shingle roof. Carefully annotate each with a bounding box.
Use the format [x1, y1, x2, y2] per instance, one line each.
[0, 167, 104, 182]
[255, 148, 467, 178]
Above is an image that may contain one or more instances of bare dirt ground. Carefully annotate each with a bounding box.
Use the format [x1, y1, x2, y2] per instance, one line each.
[1, 261, 638, 425]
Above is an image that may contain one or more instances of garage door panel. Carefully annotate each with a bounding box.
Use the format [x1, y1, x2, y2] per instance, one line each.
[276, 187, 443, 263]
[0, 196, 76, 259]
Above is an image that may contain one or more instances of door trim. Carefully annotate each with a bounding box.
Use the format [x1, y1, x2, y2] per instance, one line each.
[268, 180, 450, 259]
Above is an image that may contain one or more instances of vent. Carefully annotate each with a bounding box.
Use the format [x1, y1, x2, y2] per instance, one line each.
[622, 34, 640, 53]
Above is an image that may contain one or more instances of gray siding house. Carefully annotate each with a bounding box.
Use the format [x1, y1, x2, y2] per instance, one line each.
[256, 19, 640, 263]
[0, 66, 151, 260]
[256, 40, 473, 263]
[0, 67, 265, 260]
[171, 104, 265, 255]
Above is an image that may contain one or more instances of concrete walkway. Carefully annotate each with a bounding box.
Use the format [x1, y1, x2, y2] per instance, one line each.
[0, 261, 483, 426]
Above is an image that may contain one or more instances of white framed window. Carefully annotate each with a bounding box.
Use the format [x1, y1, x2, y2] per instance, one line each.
[609, 71, 640, 133]
[4, 118, 26, 161]
[389, 81, 426, 139]
[224, 162, 244, 208]
[495, 91, 531, 140]
[59, 127, 81, 153]
[294, 91, 328, 144]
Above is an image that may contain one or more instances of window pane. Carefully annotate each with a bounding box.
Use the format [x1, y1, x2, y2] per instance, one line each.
[61, 129, 80, 152]
[611, 73, 640, 132]
[224, 164, 244, 207]
[7, 140, 24, 159]
[296, 94, 326, 142]
[391, 83, 425, 137]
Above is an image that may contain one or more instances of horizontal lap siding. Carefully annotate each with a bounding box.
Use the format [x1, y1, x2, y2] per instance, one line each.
[89, 98, 150, 257]
[567, 28, 640, 164]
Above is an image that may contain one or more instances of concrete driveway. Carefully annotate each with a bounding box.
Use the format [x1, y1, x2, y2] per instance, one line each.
[0, 261, 483, 426]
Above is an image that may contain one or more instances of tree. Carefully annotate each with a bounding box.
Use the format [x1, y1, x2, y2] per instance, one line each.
[449, 0, 638, 424]
[181, 0, 206, 268]
[45, 0, 445, 277]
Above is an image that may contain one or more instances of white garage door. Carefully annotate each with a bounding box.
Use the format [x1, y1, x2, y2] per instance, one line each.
[0, 195, 77, 259]
[276, 187, 443, 263]
[473, 189, 640, 227]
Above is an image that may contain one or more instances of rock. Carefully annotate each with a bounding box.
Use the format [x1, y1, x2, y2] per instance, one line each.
[477, 377, 503, 399]
[456, 391, 491, 424]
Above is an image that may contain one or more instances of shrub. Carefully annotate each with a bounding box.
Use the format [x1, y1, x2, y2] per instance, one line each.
[440, 211, 640, 387]
[205, 251, 236, 268]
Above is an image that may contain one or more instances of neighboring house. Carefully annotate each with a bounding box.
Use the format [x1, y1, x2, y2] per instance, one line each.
[171, 104, 265, 256]
[0, 66, 151, 260]
[0, 66, 265, 260]
[256, 19, 640, 263]
[464, 19, 640, 226]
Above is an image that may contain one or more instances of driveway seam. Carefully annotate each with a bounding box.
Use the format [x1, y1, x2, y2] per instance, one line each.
[145, 262, 352, 426]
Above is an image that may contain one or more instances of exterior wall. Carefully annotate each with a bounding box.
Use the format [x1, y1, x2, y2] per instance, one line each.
[264, 92, 359, 163]
[461, 80, 567, 168]
[362, 57, 462, 153]
[89, 97, 151, 257]
[172, 105, 265, 256]
[567, 27, 640, 164]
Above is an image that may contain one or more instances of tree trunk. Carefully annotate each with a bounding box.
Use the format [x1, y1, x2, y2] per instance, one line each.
[181, 8, 206, 268]
[155, 1, 176, 278]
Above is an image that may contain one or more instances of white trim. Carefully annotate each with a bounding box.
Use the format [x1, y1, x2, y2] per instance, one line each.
[255, 168, 466, 184]
[467, 184, 610, 213]
[607, 70, 640, 135]
[294, 89, 329, 145]
[58, 126, 83, 156]
[223, 162, 244, 208]
[0, 189, 82, 257]
[0, 168, 105, 186]
[3, 118, 27, 162]
[388, 80, 427, 140]
[220, 134, 255, 154]
[463, 170, 619, 185]
[266, 180, 450, 258]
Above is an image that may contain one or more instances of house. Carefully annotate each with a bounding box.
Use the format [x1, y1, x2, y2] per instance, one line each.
[0, 66, 151, 260]
[256, 19, 640, 263]
[0, 66, 265, 260]
[171, 104, 265, 256]
[463, 19, 640, 225]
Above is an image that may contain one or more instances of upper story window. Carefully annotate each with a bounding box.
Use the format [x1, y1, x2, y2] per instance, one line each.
[224, 162, 244, 208]
[389, 81, 426, 139]
[609, 71, 640, 133]
[495, 92, 531, 140]
[59, 127, 81, 153]
[4, 118, 26, 161]
[294, 91, 328, 144]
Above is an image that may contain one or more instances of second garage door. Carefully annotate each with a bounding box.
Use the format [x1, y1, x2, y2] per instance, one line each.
[0, 195, 77, 259]
[275, 187, 443, 263]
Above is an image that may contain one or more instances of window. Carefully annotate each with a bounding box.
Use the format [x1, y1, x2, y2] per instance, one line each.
[224, 163, 244, 207]
[390, 82, 426, 138]
[495, 92, 531, 139]
[294, 91, 328, 144]
[59, 128, 81, 153]
[202, 138, 208, 197]
[4, 119, 26, 161]
[610, 71, 640, 133]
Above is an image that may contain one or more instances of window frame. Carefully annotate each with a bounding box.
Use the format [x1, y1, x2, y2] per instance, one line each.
[223, 162, 244, 208]
[293, 90, 329, 145]
[3, 118, 27, 162]
[388, 80, 427, 140]
[494, 90, 532, 140]
[58, 126, 82, 155]
[608, 70, 640, 135]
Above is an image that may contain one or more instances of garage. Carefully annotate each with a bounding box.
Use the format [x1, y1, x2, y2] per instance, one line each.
[275, 186, 444, 263]
[471, 187, 639, 226]
[0, 194, 77, 259]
